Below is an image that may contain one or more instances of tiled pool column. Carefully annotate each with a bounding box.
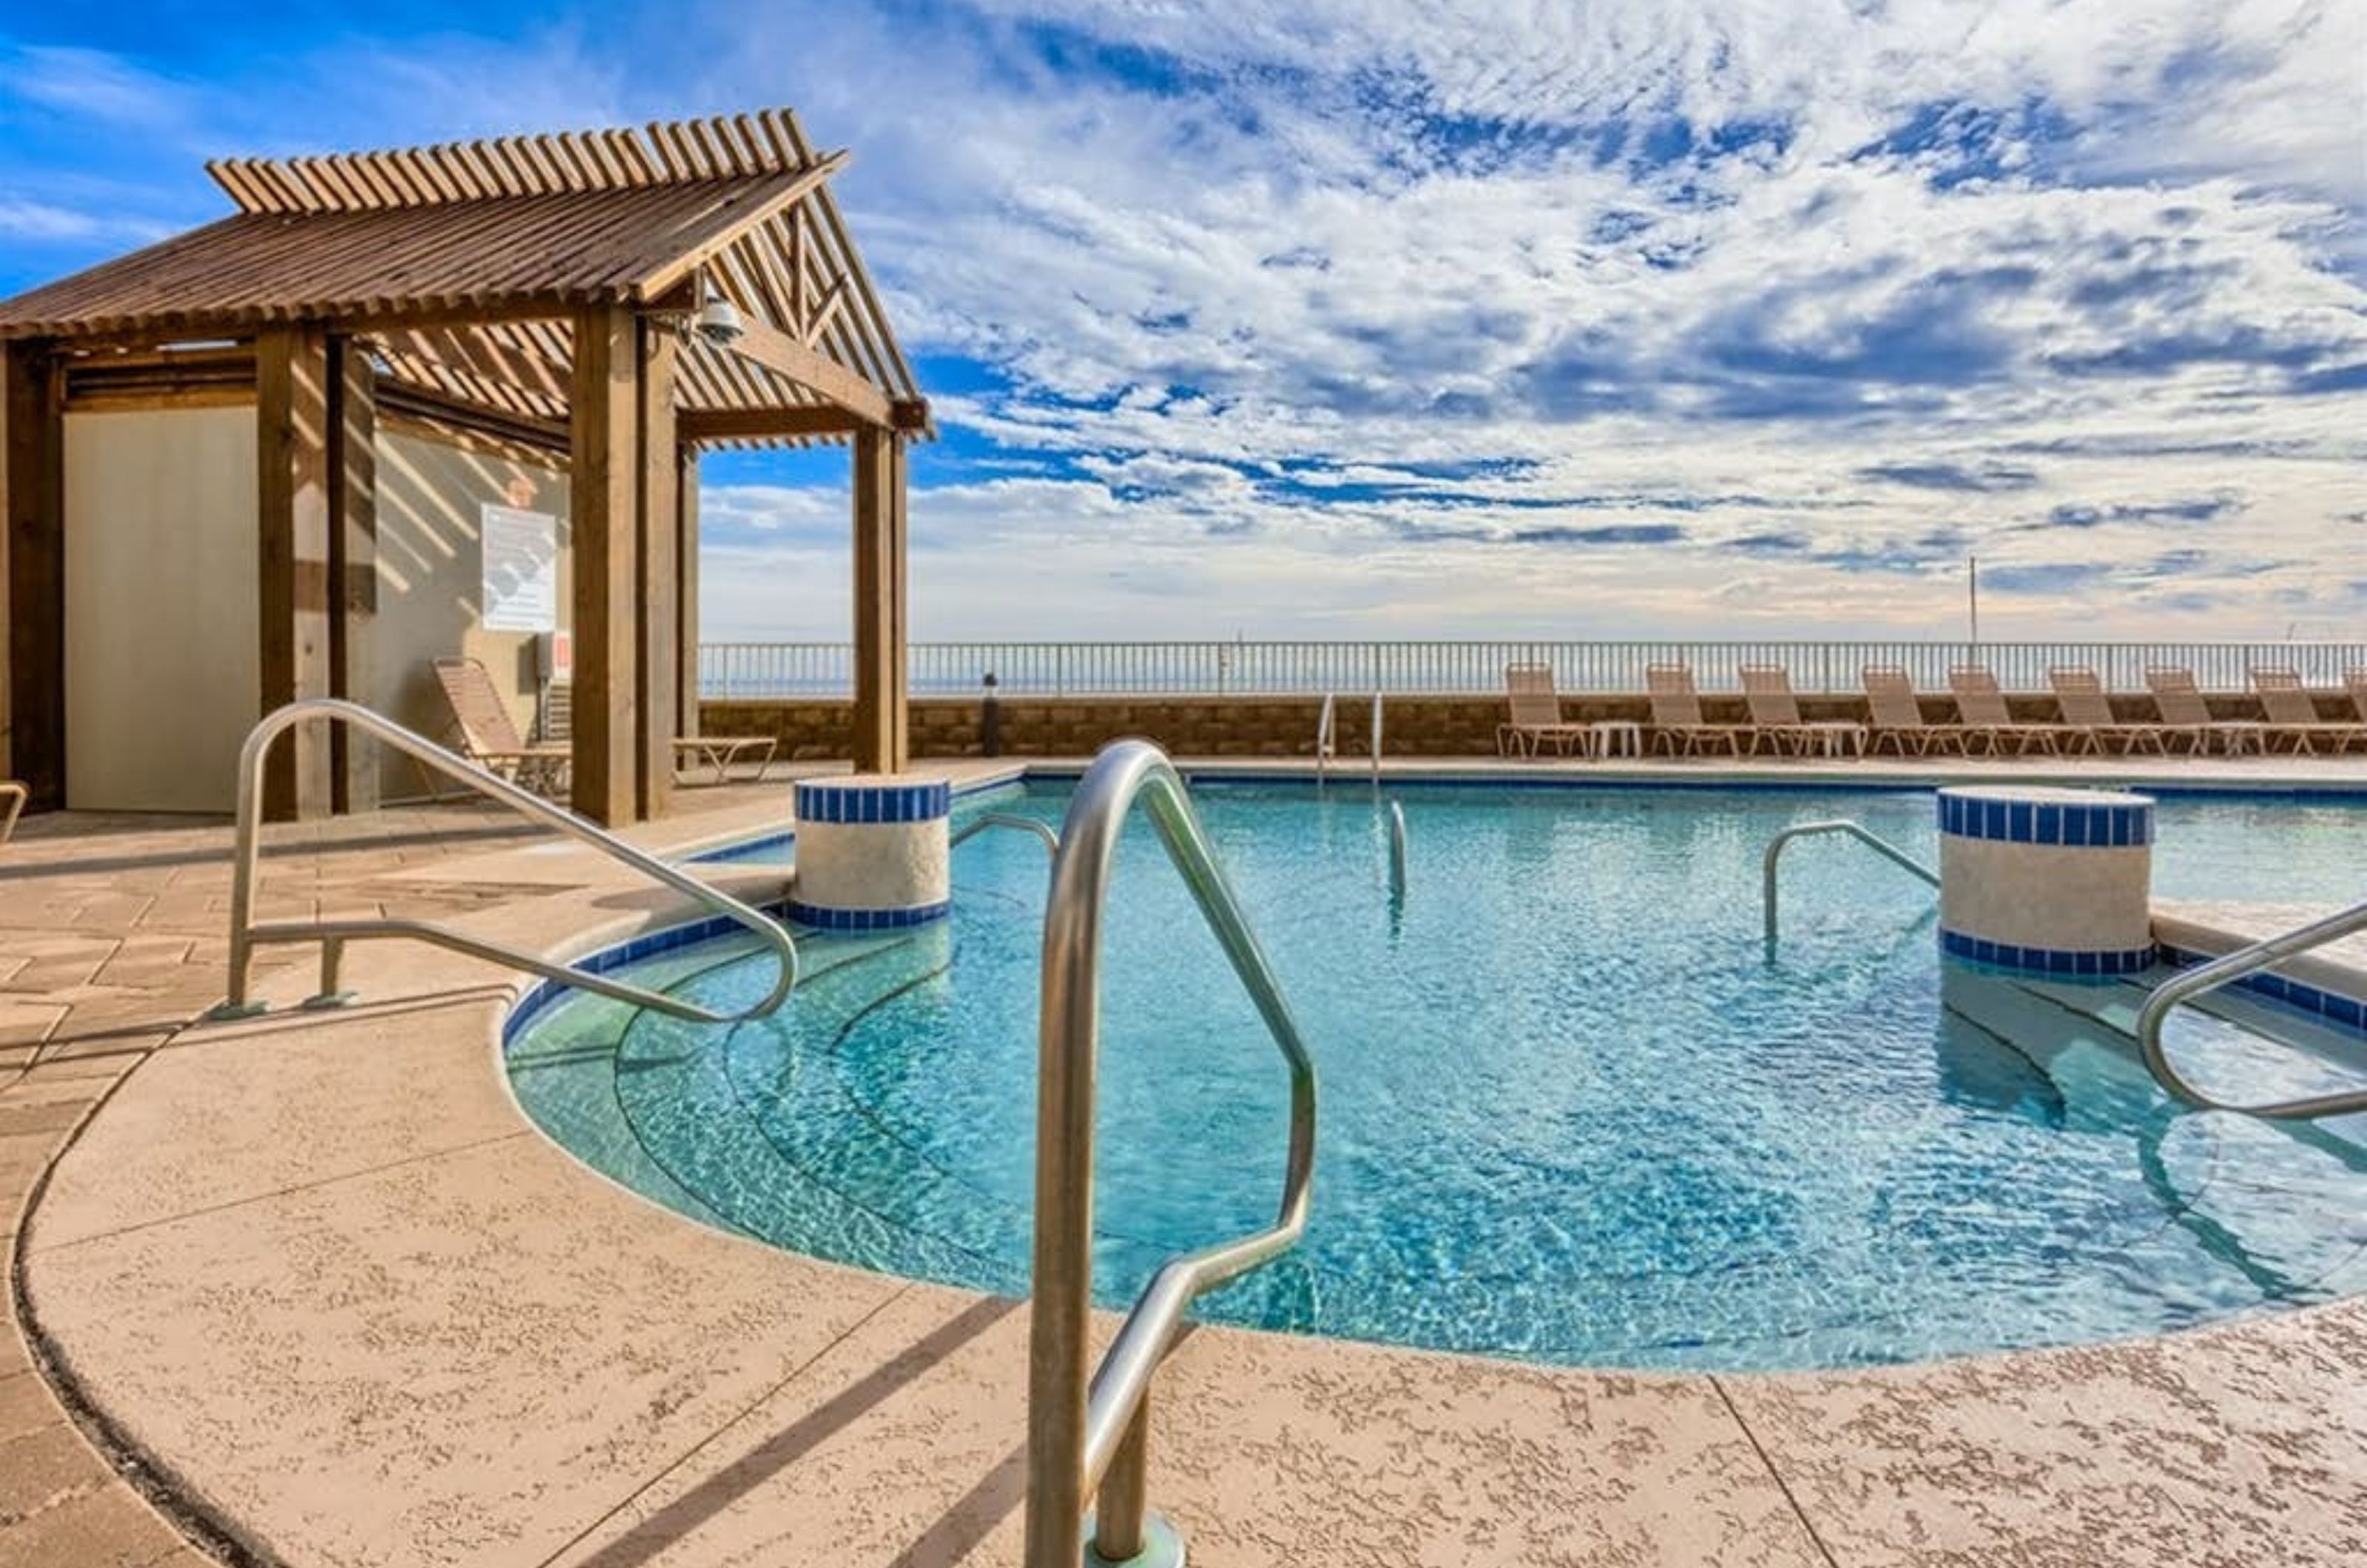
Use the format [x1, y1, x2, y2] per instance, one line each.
[787, 775, 952, 931]
[1937, 786, 2155, 976]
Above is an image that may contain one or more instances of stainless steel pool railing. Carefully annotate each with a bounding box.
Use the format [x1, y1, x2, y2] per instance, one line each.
[1386, 799, 1408, 901]
[2137, 900, 2367, 1119]
[1370, 691, 1384, 782]
[1026, 740, 1317, 1568]
[212, 699, 798, 1024]
[1762, 820, 1937, 951]
[950, 812, 1061, 856]
[1314, 691, 1337, 782]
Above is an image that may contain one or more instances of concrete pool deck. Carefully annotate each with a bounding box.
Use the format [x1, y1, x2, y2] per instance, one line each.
[2, 754, 2365, 1566]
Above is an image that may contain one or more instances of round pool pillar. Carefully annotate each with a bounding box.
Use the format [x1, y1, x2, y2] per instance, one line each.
[1937, 785, 2155, 976]
[788, 775, 952, 931]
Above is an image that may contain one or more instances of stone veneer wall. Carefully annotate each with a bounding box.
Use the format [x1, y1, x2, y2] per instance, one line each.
[695, 690, 2295, 762]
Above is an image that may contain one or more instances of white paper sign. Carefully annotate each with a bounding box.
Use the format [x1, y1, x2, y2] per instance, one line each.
[481, 504, 559, 632]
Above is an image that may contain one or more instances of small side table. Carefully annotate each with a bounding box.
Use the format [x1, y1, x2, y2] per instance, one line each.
[1803, 721, 1868, 758]
[1590, 719, 1644, 760]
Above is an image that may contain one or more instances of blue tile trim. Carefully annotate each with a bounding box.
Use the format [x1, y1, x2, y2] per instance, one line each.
[1940, 927, 2157, 976]
[794, 780, 951, 825]
[785, 898, 950, 932]
[2158, 944, 2367, 1040]
[499, 891, 802, 1045]
[689, 829, 795, 865]
[1937, 791, 2152, 847]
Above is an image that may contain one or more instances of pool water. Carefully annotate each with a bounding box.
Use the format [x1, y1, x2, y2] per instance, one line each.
[508, 783, 2367, 1371]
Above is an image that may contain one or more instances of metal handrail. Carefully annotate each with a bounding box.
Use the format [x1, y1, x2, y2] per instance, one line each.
[2137, 901, 2367, 1119]
[1025, 740, 1317, 1568]
[951, 812, 1060, 855]
[1385, 800, 1408, 901]
[1314, 691, 1337, 782]
[212, 699, 797, 1024]
[1370, 691, 1384, 781]
[0, 780, 24, 845]
[1763, 820, 1937, 950]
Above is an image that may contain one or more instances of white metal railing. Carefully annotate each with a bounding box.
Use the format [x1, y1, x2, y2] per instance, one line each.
[210, 700, 797, 1024]
[1370, 691, 1384, 780]
[1024, 740, 1316, 1568]
[1314, 692, 1336, 781]
[2138, 902, 2367, 1119]
[699, 640, 2367, 700]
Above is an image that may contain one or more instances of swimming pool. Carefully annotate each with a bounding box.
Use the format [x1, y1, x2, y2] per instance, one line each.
[507, 780, 2367, 1371]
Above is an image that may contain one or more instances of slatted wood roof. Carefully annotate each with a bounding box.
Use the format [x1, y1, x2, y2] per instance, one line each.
[0, 109, 922, 447]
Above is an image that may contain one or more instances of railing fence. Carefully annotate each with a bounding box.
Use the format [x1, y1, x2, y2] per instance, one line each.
[699, 640, 2367, 700]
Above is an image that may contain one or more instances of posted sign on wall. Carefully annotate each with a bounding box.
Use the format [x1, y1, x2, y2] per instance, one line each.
[481, 504, 559, 632]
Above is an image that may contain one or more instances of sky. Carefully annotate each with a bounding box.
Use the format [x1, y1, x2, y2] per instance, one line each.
[2, 1, 2363, 641]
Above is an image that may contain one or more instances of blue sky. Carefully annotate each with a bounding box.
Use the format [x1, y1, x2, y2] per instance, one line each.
[3, 1, 2363, 639]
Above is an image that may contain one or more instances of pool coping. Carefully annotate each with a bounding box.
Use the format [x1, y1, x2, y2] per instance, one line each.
[14, 771, 2367, 1565]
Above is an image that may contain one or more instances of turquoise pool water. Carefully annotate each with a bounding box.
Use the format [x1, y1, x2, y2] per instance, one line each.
[508, 782, 2367, 1371]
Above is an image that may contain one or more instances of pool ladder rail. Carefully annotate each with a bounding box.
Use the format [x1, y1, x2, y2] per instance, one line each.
[1314, 692, 1385, 784]
[2138, 899, 2367, 1120]
[1763, 817, 2367, 1122]
[1760, 819, 1937, 953]
[1025, 740, 1317, 1568]
[209, 698, 799, 1025]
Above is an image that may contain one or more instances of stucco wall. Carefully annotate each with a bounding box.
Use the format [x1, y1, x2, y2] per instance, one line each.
[371, 428, 570, 797]
[63, 406, 260, 812]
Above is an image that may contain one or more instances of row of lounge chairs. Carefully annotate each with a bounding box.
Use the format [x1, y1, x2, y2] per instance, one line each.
[1501, 663, 2367, 759]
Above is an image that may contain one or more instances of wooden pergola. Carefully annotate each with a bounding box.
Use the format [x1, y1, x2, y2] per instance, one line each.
[0, 108, 925, 825]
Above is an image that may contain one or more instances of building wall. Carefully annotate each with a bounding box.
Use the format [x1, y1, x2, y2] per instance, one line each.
[62, 406, 260, 811]
[371, 426, 570, 797]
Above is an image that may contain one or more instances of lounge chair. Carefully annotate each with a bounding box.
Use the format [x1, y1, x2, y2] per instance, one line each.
[1, 780, 24, 845]
[2047, 668, 2167, 757]
[1863, 666, 1965, 755]
[1739, 664, 1866, 757]
[1947, 667, 2062, 756]
[1645, 665, 1751, 756]
[542, 677, 780, 784]
[433, 657, 574, 794]
[1497, 663, 1590, 757]
[2252, 668, 2365, 756]
[2349, 669, 2367, 733]
[2142, 668, 2247, 756]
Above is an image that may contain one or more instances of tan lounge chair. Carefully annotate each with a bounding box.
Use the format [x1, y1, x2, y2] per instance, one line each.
[0, 780, 25, 845]
[1645, 665, 1751, 756]
[2142, 668, 2246, 756]
[1739, 664, 1865, 757]
[2048, 668, 2167, 757]
[2252, 668, 2366, 755]
[1947, 667, 2062, 756]
[433, 657, 573, 794]
[2349, 669, 2367, 733]
[1863, 666, 1965, 755]
[543, 678, 780, 784]
[1498, 663, 1590, 757]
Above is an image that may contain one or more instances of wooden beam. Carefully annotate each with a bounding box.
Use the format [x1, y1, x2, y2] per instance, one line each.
[255, 325, 336, 821]
[721, 312, 893, 428]
[635, 321, 678, 819]
[676, 448, 701, 738]
[570, 305, 641, 825]
[677, 403, 865, 443]
[2, 343, 64, 807]
[851, 425, 908, 773]
[630, 150, 848, 300]
[327, 337, 378, 813]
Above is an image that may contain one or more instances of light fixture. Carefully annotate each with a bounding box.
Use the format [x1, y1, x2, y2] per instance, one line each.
[693, 278, 744, 347]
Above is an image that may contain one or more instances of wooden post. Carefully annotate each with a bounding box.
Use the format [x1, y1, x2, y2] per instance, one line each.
[255, 325, 336, 822]
[570, 306, 641, 825]
[1, 342, 64, 808]
[635, 321, 678, 819]
[676, 448, 701, 740]
[327, 337, 378, 814]
[851, 425, 908, 773]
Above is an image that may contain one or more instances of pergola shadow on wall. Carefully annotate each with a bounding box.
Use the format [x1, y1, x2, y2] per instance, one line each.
[0, 108, 928, 825]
